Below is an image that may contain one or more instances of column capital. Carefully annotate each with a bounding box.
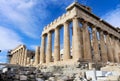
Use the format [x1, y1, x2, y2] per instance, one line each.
[47, 31, 52, 35]
[104, 31, 108, 35]
[91, 24, 96, 28]
[81, 19, 88, 24]
[73, 16, 79, 21]
[63, 21, 69, 25]
[109, 34, 114, 38]
[92, 26, 97, 31]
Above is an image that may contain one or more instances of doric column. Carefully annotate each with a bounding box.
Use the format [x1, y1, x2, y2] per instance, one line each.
[14, 53, 16, 64]
[40, 35, 45, 63]
[113, 38, 120, 63]
[15, 52, 18, 64]
[92, 27, 100, 62]
[99, 30, 108, 62]
[111, 36, 116, 62]
[20, 49, 23, 65]
[54, 28, 60, 61]
[17, 51, 20, 65]
[106, 34, 114, 62]
[14, 54, 16, 64]
[18, 50, 21, 65]
[63, 22, 70, 60]
[72, 17, 82, 61]
[23, 49, 27, 66]
[16, 52, 19, 64]
[22, 47, 25, 66]
[46, 32, 52, 63]
[82, 21, 92, 61]
[13, 53, 15, 64]
[34, 46, 40, 65]
[118, 39, 120, 63]
[19, 50, 21, 65]
[22, 46, 26, 66]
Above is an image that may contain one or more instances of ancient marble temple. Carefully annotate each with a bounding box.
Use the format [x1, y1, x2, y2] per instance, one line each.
[38, 2, 120, 65]
[9, 2, 120, 67]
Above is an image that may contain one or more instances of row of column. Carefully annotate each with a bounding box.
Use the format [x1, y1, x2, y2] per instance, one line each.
[10, 47, 27, 66]
[40, 17, 120, 64]
[91, 26, 120, 63]
[40, 17, 91, 64]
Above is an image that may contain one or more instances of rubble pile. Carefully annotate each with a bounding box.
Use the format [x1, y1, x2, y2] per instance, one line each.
[0, 62, 120, 81]
[0, 64, 89, 81]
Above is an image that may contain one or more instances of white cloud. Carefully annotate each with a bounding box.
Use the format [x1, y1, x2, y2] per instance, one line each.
[102, 6, 120, 28]
[0, 0, 42, 38]
[0, 0, 73, 39]
[0, 26, 23, 51]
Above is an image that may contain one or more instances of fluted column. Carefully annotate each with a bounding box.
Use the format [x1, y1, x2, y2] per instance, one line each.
[13, 53, 15, 64]
[40, 35, 45, 63]
[15, 52, 18, 64]
[111, 36, 116, 62]
[20, 49, 23, 65]
[99, 30, 108, 62]
[54, 28, 60, 61]
[34, 46, 40, 65]
[14, 54, 16, 64]
[113, 38, 120, 63]
[118, 39, 120, 63]
[92, 27, 100, 62]
[17, 51, 19, 64]
[82, 21, 92, 61]
[21, 49, 23, 65]
[72, 17, 82, 61]
[23, 49, 27, 66]
[18, 50, 21, 65]
[106, 34, 114, 62]
[14, 53, 16, 64]
[16, 52, 19, 64]
[63, 22, 70, 60]
[22, 47, 25, 66]
[46, 32, 52, 63]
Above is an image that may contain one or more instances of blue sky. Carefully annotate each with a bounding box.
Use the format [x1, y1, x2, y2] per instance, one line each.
[0, 0, 120, 63]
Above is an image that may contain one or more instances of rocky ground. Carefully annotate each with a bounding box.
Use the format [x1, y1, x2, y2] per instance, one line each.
[0, 68, 89, 81]
[0, 64, 91, 81]
[1, 62, 120, 81]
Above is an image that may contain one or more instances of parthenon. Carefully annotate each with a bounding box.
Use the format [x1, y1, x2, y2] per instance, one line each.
[39, 2, 120, 65]
[8, 2, 120, 67]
